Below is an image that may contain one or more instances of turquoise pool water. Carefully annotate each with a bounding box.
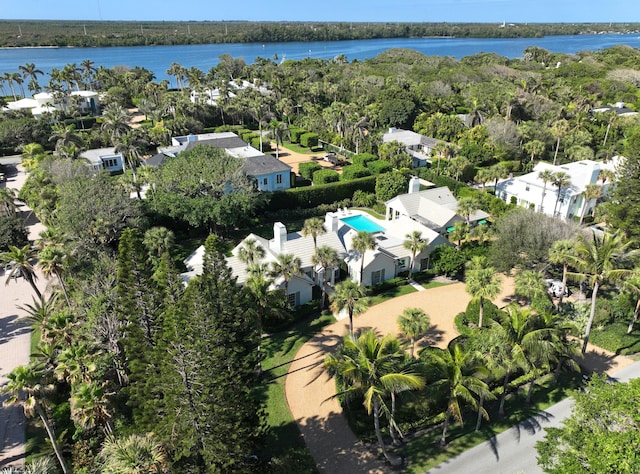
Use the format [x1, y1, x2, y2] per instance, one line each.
[341, 215, 385, 233]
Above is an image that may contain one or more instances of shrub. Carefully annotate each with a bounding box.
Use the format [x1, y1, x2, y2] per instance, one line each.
[313, 169, 340, 185]
[366, 160, 393, 175]
[352, 190, 376, 207]
[268, 175, 377, 210]
[455, 299, 504, 333]
[375, 171, 409, 202]
[300, 132, 319, 149]
[340, 165, 371, 181]
[0, 214, 29, 252]
[430, 245, 467, 277]
[242, 131, 258, 143]
[250, 137, 271, 152]
[289, 127, 306, 143]
[298, 162, 322, 180]
[352, 153, 377, 167]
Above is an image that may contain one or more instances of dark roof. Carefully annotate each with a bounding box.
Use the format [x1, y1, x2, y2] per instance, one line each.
[184, 136, 247, 150]
[244, 155, 291, 176]
[144, 152, 168, 168]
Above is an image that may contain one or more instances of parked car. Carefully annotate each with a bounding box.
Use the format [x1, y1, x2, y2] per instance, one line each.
[4, 261, 22, 279]
[545, 278, 568, 298]
[0, 172, 6, 182]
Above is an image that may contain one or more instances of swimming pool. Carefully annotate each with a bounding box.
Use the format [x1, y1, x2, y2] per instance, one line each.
[340, 214, 385, 233]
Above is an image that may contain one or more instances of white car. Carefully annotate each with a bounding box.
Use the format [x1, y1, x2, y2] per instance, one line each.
[545, 279, 568, 298]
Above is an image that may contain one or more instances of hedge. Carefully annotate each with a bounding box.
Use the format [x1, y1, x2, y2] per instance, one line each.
[250, 137, 272, 152]
[313, 169, 340, 185]
[289, 127, 306, 143]
[268, 175, 377, 210]
[242, 131, 259, 143]
[298, 162, 323, 180]
[366, 160, 393, 175]
[352, 153, 377, 167]
[340, 165, 371, 181]
[300, 132, 319, 149]
[415, 168, 467, 195]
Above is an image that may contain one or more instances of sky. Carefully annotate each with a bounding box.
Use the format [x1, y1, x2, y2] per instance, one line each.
[3, 0, 640, 23]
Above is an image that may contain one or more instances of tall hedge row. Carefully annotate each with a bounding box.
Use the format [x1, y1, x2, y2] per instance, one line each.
[268, 175, 377, 210]
[298, 162, 322, 180]
[289, 127, 306, 143]
[340, 165, 371, 181]
[312, 169, 340, 185]
[300, 132, 319, 149]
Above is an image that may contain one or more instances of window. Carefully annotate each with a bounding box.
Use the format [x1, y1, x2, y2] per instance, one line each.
[102, 158, 118, 168]
[525, 185, 530, 191]
[263, 178, 268, 186]
[420, 257, 430, 271]
[276, 174, 282, 184]
[287, 292, 299, 307]
[397, 259, 406, 268]
[371, 269, 385, 285]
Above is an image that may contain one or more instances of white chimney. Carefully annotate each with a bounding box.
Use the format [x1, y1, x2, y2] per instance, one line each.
[408, 176, 420, 194]
[272, 222, 287, 253]
[325, 212, 339, 233]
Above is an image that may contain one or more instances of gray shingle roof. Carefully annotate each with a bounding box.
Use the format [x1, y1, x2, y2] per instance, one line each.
[244, 155, 291, 176]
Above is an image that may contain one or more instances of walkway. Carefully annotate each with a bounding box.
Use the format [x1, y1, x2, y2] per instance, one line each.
[0, 164, 45, 469]
[284, 277, 516, 473]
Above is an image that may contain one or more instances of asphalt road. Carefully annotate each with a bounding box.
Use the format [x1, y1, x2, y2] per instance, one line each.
[427, 360, 640, 474]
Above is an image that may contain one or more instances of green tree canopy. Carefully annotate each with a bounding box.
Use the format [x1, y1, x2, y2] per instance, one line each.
[149, 144, 263, 232]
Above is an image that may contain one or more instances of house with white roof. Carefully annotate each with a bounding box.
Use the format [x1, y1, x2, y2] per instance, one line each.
[495, 159, 618, 220]
[190, 80, 269, 105]
[157, 132, 291, 192]
[591, 102, 638, 117]
[182, 208, 447, 305]
[5, 90, 100, 117]
[382, 128, 445, 168]
[81, 147, 124, 174]
[385, 177, 490, 234]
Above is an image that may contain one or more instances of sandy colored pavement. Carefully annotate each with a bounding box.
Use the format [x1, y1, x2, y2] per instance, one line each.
[284, 275, 635, 473]
[271, 143, 343, 175]
[0, 164, 45, 469]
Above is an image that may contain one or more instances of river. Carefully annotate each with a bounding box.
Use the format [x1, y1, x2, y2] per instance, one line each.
[1, 34, 639, 83]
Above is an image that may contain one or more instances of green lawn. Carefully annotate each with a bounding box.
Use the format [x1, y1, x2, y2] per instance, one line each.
[281, 142, 323, 155]
[259, 312, 335, 466]
[421, 281, 452, 290]
[589, 321, 640, 356]
[368, 283, 417, 306]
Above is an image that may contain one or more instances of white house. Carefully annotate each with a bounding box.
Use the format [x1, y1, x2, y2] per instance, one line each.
[189, 80, 269, 105]
[5, 90, 100, 117]
[385, 177, 490, 234]
[382, 128, 445, 167]
[182, 209, 447, 305]
[81, 147, 124, 174]
[158, 132, 291, 192]
[495, 159, 618, 220]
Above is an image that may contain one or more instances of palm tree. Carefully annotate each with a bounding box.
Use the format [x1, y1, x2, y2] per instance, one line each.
[99, 433, 169, 473]
[114, 131, 148, 189]
[620, 269, 640, 334]
[549, 239, 577, 306]
[166, 62, 187, 91]
[270, 253, 302, 303]
[490, 305, 558, 415]
[456, 196, 480, 226]
[523, 139, 546, 163]
[598, 168, 615, 190]
[3, 72, 18, 100]
[397, 308, 430, 358]
[55, 343, 98, 386]
[465, 256, 502, 328]
[50, 123, 84, 155]
[237, 238, 266, 267]
[424, 338, 492, 445]
[312, 245, 340, 309]
[269, 119, 288, 159]
[514, 269, 547, 305]
[450, 221, 469, 248]
[351, 230, 376, 285]
[2, 365, 69, 473]
[38, 246, 71, 305]
[403, 231, 429, 279]
[143, 227, 175, 258]
[330, 280, 368, 337]
[550, 119, 570, 165]
[80, 59, 97, 88]
[18, 293, 59, 335]
[19, 63, 44, 92]
[101, 104, 131, 145]
[70, 381, 113, 435]
[579, 183, 603, 225]
[567, 231, 636, 353]
[20, 142, 49, 171]
[538, 169, 555, 213]
[301, 217, 326, 249]
[1, 244, 42, 299]
[325, 329, 424, 465]
[552, 171, 571, 217]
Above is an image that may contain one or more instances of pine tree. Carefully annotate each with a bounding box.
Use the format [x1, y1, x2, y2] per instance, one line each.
[157, 234, 265, 471]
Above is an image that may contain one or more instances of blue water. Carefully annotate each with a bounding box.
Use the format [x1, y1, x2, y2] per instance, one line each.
[341, 215, 385, 233]
[1, 34, 639, 83]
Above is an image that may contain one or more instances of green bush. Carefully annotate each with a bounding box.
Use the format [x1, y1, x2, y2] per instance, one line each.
[375, 171, 409, 202]
[298, 162, 322, 180]
[250, 137, 271, 152]
[352, 190, 376, 207]
[300, 132, 319, 149]
[242, 131, 259, 143]
[268, 175, 377, 210]
[415, 168, 468, 195]
[455, 299, 504, 333]
[340, 165, 371, 181]
[313, 169, 340, 185]
[289, 127, 306, 143]
[367, 160, 393, 175]
[352, 153, 377, 167]
[430, 245, 466, 277]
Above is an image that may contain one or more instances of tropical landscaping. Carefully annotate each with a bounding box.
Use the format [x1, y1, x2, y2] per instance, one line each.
[1, 42, 640, 473]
